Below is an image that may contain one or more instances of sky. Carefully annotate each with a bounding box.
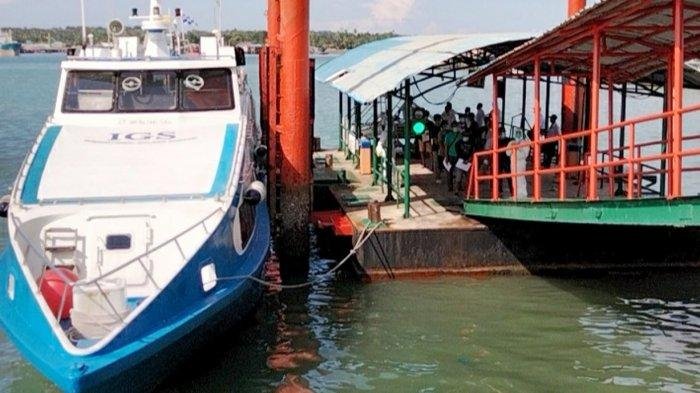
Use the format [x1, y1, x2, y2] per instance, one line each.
[0, 0, 596, 34]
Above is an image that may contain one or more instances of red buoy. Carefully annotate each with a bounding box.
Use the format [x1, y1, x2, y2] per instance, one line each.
[38, 267, 78, 319]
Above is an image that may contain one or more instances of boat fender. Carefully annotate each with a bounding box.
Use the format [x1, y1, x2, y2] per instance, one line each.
[38, 267, 79, 319]
[0, 195, 9, 218]
[244, 181, 266, 205]
[254, 145, 268, 158]
[253, 145, 268, 165]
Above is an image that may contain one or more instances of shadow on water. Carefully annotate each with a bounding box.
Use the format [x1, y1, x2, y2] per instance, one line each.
[158, 230, 364, 392]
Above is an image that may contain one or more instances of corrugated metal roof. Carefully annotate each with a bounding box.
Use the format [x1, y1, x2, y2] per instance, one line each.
[315, 33, 532, 104]
[467, 0, 700, 85]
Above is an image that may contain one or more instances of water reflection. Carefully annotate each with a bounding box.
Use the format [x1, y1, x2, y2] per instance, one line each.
[579, 296, 700, 392]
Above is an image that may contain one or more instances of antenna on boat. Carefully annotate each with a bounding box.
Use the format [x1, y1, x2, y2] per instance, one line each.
[217, 0, 223, 32]
[80, 0, 87, 46]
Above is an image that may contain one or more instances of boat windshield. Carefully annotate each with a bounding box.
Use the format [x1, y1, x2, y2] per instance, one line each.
[62, 68, 235, 113]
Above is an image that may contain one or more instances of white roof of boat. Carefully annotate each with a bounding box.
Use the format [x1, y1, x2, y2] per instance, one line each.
[314, 33, 532, 104]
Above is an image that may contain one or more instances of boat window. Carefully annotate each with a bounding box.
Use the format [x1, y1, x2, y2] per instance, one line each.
[181, 69, 234, 111]
[62, 69, 235, 113]
[118, 71, 178, 112]
[63, 71, 116, 112]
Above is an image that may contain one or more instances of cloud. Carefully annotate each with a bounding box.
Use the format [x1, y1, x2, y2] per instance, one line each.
[366, 0, 416, 24]
[0, 0, 16, 4]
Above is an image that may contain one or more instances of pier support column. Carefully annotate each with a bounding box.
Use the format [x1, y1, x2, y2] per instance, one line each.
[670, 0, 684, 198]
[385, 93, 395, 202]
[533, 57, 542, 201]
[587, 29, 601, 200]
[372, 99, 379, 185]
[277, 0, 311, 265]
[403, 79, 411, 219]
[339, 92, 344, 151]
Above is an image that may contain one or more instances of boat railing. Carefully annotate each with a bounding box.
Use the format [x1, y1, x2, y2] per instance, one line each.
[9, 206, 224, 345]
[469, 102, 700, 201]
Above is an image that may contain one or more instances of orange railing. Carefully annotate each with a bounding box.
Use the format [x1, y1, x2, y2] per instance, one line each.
[468, 102, 700, 202]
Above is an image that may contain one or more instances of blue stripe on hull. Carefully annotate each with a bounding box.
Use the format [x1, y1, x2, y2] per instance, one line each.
[209, 124, 239, 197]
[0, 201, 270, 392]
[20, 126, 62, 204]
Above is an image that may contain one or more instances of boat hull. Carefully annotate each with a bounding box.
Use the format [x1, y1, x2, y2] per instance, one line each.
[0, 42, 20, 57]
[0, 201, 270, 392]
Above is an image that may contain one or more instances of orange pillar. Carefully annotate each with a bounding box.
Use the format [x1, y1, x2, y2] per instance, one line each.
[491, 76, 500, 200]
[588, 29, 601, 200]
[533, 57, 542, 201]
[562, 0, 586, 132]
[278, 0, 311, 263]
[671, 0, 684, 198]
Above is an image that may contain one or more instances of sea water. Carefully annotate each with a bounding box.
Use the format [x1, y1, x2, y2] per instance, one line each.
[0, 54, 698, 392]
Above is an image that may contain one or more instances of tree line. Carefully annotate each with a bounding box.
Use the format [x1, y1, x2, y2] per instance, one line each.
[6, 27, 396, 51]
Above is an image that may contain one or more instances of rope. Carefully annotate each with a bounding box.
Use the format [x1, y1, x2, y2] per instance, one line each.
[212, 221, 384, 290]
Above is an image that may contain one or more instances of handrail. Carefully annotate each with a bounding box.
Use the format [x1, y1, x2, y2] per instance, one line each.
[469, 102, 700, 202]
[8, 205, 225, 342]
[76, 206, 224, 287]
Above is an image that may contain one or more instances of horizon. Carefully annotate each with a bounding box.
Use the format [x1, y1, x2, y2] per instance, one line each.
[0, 0, 596, 35]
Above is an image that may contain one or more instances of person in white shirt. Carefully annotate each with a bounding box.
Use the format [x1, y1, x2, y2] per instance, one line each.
[543, 114, 560, 168]
[475, 103, 486, 128]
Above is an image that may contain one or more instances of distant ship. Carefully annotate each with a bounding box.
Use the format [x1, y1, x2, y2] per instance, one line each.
[0, 29, 21, 57]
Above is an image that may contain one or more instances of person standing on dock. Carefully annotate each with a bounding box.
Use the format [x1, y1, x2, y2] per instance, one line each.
[443, 124, 460, 192]
[442, 102, 458, 128]
[507, 130, 531, 199]
[543, 114, 560, 168]
[476, 103, 486, 129]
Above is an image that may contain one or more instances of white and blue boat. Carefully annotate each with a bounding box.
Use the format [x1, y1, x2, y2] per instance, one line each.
[0, 29, 21, 57]
[0, 1, 270, 391]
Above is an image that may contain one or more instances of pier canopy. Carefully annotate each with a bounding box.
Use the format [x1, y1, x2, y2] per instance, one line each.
[316, 33, 532, 104]
[463, 0, 700, 227]
[467, 0, 700, 85]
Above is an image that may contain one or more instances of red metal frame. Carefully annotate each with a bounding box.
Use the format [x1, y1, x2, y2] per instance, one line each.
[466, 0, 698, 204]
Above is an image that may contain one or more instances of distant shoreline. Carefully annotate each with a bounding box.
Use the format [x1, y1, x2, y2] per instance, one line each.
[2, 27, 395, 52]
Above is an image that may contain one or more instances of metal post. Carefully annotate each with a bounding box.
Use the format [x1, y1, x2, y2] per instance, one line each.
[492, 76, 500, 200]
[671, 0, 684, 198]
[661, 59, 671, 197]
[372, 99, 379, 185]
[545, 75, 551, 128]
[355, 100, 362, 139]
[520, 76, 527, 131]
[347, 95, 352, 157]
[338, 92, 343, 151]
[403, 79, 412, 218]
[607, 79, 614, 197]
[533, 57, 542, 201]
[588, 29, 601, 200]
[385, 92, 395, 202]
[619, 84, 627, 154]
[615, 83, 628, 196]
[500, 77, 507, 126]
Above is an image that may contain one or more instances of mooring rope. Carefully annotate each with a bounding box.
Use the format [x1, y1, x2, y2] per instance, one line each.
[213, 221, 384, 290]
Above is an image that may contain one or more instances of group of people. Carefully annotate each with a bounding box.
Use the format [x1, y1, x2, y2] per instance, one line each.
[419, 102, 490, 193]
[376, 100, 563, 198]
